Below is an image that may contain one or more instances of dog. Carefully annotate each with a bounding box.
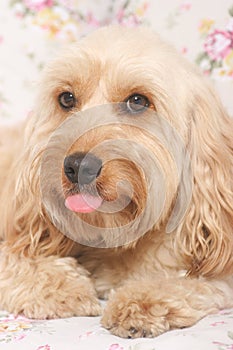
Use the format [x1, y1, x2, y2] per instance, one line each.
[0, 25, 232, 338]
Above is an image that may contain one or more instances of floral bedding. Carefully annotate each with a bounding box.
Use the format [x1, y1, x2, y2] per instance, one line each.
[1, 308, 233, 350]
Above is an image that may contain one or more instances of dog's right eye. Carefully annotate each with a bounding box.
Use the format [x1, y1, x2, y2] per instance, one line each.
[58, 92, 76, 110]
[124, 94, 150, 114]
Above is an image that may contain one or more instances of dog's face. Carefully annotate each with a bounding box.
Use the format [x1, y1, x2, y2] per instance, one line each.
[29, 26, 232, 263]
[36, 26, 195, 247]
[36, 26, 200, 246]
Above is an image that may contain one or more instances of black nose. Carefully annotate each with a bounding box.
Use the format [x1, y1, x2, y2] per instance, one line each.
[64, 152, 102, 185]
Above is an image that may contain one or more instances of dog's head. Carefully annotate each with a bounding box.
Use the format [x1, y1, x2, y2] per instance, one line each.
[8, 26, 233, 277]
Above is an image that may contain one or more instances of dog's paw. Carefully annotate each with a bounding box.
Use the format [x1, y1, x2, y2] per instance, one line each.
[23, 257, 102, 319]
[22, 295, 101, 320]
[101, 290, 169, 338]
[1, 256, 102, 319]
[102, 304, 170, 338]
[22, 282, 102, 320]
[101, 282, 207, 338]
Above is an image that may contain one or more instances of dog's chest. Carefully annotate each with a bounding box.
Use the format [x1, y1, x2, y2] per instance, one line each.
[78, 241, 177, 299]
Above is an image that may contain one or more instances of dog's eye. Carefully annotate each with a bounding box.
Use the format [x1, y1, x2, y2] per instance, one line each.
[58, 92, 76, 110]
[125, 94, 150, 114]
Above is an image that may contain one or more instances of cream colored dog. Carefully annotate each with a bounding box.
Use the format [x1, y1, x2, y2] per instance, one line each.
[0, 25, 232, 338]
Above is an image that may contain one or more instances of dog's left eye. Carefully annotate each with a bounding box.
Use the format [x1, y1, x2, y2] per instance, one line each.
[125, 94, 150, 114]
[58, 92, 76, 110]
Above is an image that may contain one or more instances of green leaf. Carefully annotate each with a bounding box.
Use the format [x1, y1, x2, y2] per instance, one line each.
[227, 330, 233, 340]
[211, 59, 222, 69]
[229, 6, 233, 17]
[195, 52, 209, 65]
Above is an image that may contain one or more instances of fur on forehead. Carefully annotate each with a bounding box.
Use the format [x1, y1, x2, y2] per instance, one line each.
[37, 25, 202, 134]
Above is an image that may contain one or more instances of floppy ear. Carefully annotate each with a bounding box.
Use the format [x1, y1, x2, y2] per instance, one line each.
[175, 81, 233, 278]
[0, 113, 74, 257]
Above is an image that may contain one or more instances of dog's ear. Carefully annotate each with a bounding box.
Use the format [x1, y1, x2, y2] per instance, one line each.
[174, 81, 233, 278]
[0, 113, 74, 257]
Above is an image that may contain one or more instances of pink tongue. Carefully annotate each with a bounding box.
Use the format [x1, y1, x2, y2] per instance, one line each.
[65, 194, 103, 213]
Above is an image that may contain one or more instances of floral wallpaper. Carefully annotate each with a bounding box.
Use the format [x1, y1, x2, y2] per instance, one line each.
[10, 0, 149, 39]
[197, 7, 233, 79]
[0, 0, 233, 123]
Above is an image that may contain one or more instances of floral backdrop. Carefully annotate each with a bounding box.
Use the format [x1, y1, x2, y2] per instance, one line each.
[0, 0, 233, 123]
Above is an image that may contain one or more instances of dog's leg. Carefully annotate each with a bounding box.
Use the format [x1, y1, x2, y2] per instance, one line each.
[101, 277, 233, 338]
[0, 250, 101, 319]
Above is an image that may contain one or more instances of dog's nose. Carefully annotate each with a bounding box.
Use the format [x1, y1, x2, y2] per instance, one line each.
[64, 152, 102, 185]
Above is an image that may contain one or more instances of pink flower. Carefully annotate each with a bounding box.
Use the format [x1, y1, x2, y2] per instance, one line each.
[36, 345, 51, 350]
[116, 8, 125, 22]
[118, 14, 140, 27]
[204, 29, 233, 61]
[210, 321, 226, 326]
[86, 12, 100, 28]
[108, 344, 124, 350]
[181, 46, 188, 54]
[14, 333, 27, 341]
[23, 0, 53, 12]
[180, 2, 192, 12]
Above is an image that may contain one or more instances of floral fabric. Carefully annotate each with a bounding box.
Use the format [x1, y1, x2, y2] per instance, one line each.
[1, 309, 233, 349]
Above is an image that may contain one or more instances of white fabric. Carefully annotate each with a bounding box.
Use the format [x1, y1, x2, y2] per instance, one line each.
[1, 308, 233, 349]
